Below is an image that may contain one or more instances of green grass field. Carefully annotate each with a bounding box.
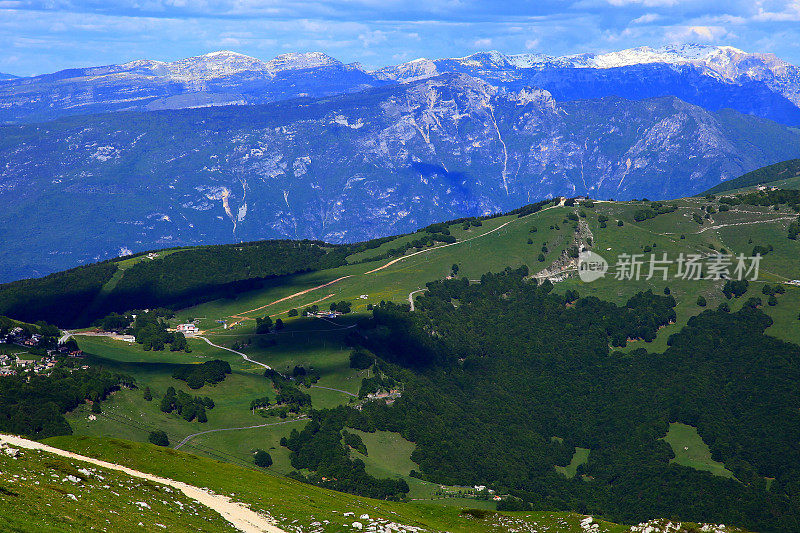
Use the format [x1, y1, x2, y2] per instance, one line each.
[662, 423, 735, 479]
[555, 447, 590, 479]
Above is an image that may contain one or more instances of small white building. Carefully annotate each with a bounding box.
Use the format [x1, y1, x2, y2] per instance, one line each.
[176, 323, 199, 335]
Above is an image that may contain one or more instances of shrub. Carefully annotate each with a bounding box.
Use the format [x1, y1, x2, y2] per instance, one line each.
[148, 430, 169, 447]
[254, 450, 273, 468]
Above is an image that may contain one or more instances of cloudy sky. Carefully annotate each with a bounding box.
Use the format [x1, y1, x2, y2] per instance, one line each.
[2, 0, 800, 76]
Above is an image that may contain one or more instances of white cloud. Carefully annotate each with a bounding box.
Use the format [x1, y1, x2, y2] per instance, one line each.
[525, 38, 540, 49]
[631, 13, 660, 24]
[358, 29, 387, 47]
[473, 37, 492, 47]
[666, 24, 729, 42]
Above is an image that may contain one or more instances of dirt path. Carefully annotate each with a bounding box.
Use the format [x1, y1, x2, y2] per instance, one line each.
[174, 418, 307, 450]
[674, 217, 795, 235]
[365, 219, 517, 274]
[407, 289, 426, 311]
[366, 199, 566, 275]
[220, 199, 565, 323]
[198, 336, 272, 371]
[0, 433, 286, 533]
[232, 276, 353, 320]
[311, 385, 358, 397]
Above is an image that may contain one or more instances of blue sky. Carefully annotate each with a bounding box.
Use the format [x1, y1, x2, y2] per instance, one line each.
[1, 0, 800, 76]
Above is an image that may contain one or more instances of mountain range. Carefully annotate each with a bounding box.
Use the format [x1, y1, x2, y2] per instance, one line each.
[3, 44, 800, 282]
[2, 44, 800, 125]
[3, 72, 800, 282]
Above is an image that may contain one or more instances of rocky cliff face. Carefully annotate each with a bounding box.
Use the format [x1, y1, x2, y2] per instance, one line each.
[2, 73, 800, 281]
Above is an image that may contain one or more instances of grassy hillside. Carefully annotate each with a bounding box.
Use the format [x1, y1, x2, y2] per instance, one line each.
[4, 184, 799, 531]
[704, 158, 800, 194]
[0, 441, 237, 532]
[10, 435, 737, 533]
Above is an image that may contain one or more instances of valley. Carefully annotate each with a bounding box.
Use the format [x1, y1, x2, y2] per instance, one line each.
[2, 172, 794, 531]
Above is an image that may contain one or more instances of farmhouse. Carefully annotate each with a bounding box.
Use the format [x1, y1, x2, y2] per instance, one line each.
[176, 323, 199, 335]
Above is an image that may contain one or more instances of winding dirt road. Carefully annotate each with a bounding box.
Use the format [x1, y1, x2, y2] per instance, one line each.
[0, 433, 285, 533]
[174, 418, 307, 450]
[198, 336, 271, 371]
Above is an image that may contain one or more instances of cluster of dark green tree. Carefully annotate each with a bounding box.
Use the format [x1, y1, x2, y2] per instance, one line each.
[255, 316, 274, 334]
[0, 262, 117, 326]
[100, 240, 351, 319]
[722, 279, 749, 299]
[264, 369, 312, 413]
[720, 188, 800, 212]
[633, 202, 678, 222]
[291, 365, 321, 387]
[0, 367, 133, 438]
[381, 232, 456, 259]
[281, 406, 409, 500]
[130, 311, 189, 352]
[93, 308, 175, 332]
[172, 360, 231, 389]
[349, 348, 375, 370]
[0, 239, 360, 328]
[159, 386, 215, 422]
[328, 301, 352, 314]
[789, 215, 800, 240]
[287, 267, 800, 532]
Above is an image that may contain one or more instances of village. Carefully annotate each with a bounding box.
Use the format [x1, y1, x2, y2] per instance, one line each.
[0, 326, 84, 377]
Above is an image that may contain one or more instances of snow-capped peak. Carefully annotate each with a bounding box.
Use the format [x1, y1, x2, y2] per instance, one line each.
[265, 52, 342, 72]
[454, 50, 512, 68]
[582, 44, 745, 69]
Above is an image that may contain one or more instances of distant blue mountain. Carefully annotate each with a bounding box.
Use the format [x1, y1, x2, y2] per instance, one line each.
[2, 45, 800, 126]
[2, 73, 800, 282]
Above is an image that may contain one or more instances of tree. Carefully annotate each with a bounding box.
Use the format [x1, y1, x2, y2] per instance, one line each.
[451, 264, 459, 275]
[254, 449, 273, 468]
[256, 316, 273, 334]
[143, 387, 153, 401]
[538, 253, 546, 262]
[275, 318, 284, 330]
[664, 287, 671, 295]
[768, 295, 778, 306]
[697, 295, 707, 307]
[288, 309, 298, 317]
[617, 220, 624, 227]
[350, 349, 374, 370]
[90, 401, 102, 414]
[148, 430, 169, 447]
